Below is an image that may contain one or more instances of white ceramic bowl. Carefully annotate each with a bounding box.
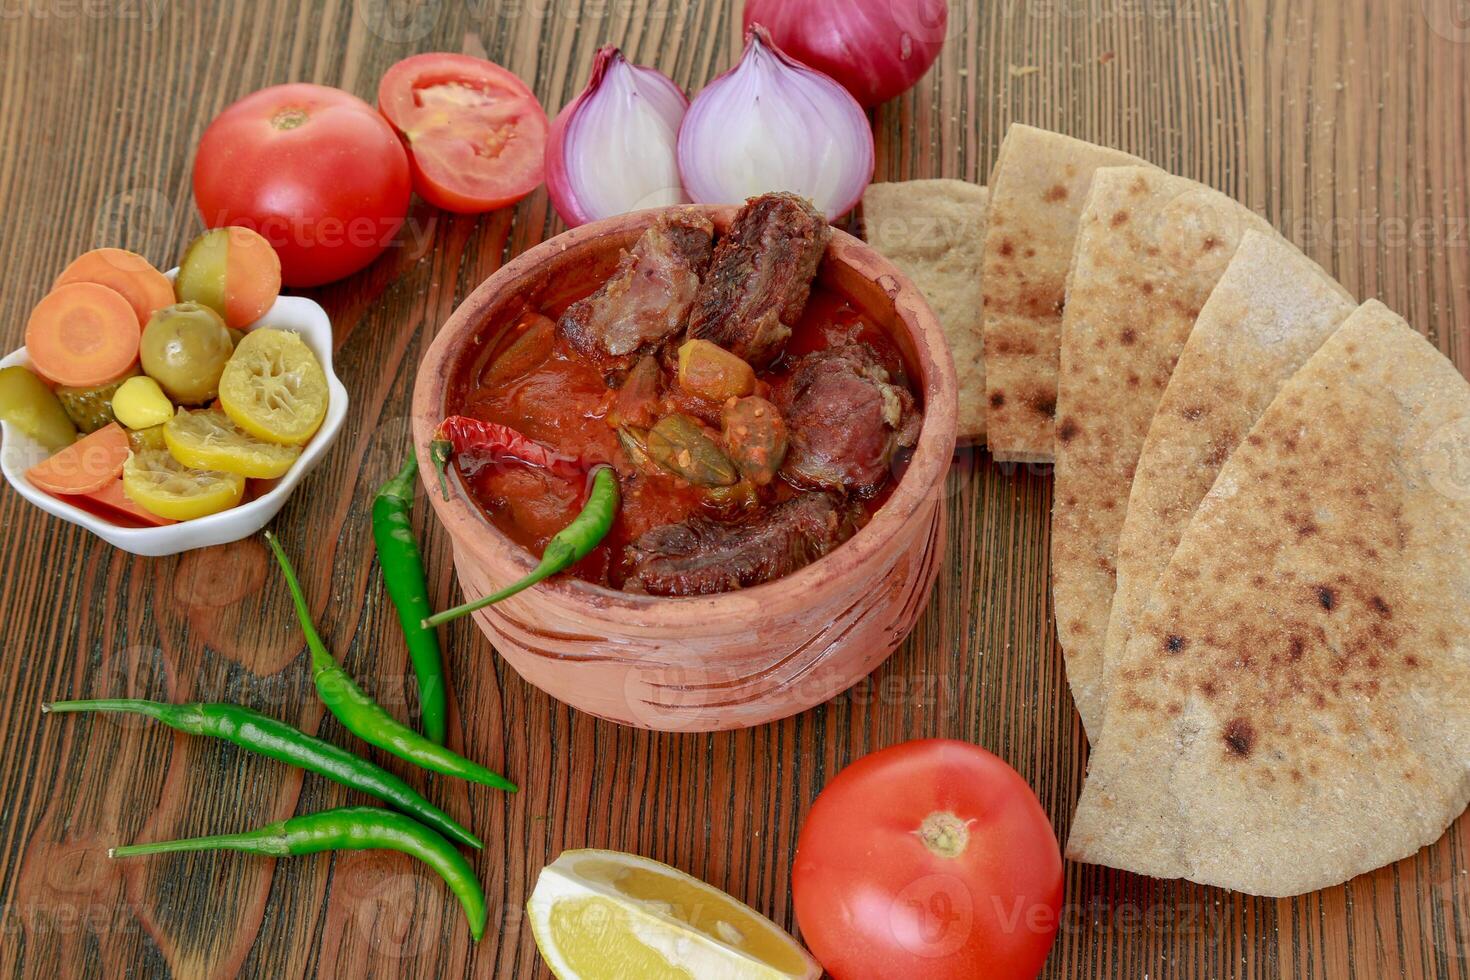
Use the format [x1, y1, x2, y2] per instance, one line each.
[0, 280, 348, 556]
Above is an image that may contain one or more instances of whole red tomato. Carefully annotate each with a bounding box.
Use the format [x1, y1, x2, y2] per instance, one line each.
[792, 739, 1063, 979]
[193, 83, 412, 287]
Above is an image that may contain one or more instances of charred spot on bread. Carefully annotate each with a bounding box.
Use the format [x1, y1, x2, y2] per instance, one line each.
[1222, 718, 1255, 757]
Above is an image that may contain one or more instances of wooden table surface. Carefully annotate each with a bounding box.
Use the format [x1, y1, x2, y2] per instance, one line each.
[2, 1, 1468, 977]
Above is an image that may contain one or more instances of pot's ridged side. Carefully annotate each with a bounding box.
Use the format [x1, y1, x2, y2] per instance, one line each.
[451, 499, 946, 731]
[413, 204, 958, 732]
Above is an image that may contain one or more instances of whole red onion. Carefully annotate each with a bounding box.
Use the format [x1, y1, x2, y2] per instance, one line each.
[742, 0, 949, 107]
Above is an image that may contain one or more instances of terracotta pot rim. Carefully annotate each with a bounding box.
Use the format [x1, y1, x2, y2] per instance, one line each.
[412, 204, 958, 623]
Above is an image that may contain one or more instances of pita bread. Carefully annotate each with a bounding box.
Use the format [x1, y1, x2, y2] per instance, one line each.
[1067, 301, 1470, 896]
[1051, 168, 1276, 737]
[863, 180, 990, 442]
[1097, 232, 1356, 723]
[980, 125, 1152, 461]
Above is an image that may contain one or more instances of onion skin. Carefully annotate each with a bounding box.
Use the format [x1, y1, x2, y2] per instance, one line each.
[677, 25, 874, 220]
[546, 46, 689, 227]
[742, 0, 949, 107]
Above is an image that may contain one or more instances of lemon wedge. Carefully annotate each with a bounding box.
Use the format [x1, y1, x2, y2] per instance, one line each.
[527, 849, 819, 980]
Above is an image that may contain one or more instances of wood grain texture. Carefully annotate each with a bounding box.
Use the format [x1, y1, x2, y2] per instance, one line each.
[0, 1, 1466, 977]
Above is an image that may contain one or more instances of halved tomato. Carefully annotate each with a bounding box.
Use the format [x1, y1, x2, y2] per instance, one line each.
[378, 53, 549, 214]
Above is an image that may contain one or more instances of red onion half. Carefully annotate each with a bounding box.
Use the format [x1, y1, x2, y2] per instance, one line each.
[678, 25, 874, 220]
[743, 0, 949, 107]
[546, 47, 689, 227]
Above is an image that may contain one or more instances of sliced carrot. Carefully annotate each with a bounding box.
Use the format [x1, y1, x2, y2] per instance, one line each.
[27, 422, 130, 495]
[225, 227, 282, 327]
[66, 478, 176, 527]
[176, 227, 282, 328]
[54, 248, 174, 331]
[25, 283, 140, 388]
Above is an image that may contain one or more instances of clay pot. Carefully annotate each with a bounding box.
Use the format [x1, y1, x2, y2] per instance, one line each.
[413, 206, 957, 732]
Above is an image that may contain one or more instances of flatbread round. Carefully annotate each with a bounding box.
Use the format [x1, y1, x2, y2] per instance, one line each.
[863, 180, 990, 442]
[980, 125, 1152, 462]
[1068, 301, 1470, 896]
[1098, 231, 1356, 726]
[1051, 167, 1276, 737]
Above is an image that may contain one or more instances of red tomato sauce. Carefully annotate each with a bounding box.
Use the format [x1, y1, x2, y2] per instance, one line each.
[449, 287, 914, 589]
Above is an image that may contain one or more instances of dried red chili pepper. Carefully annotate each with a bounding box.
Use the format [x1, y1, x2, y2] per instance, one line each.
[430, 415, 588, 499]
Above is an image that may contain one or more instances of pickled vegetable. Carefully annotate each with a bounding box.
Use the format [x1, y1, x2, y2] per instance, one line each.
[122, 450, 245, 520]
[722, 395, 787, 486]
[26, 423, 130, 495]
[127, 424, 167, 453]
[645, 413, 738, 486]
[218, 329, 329, 446]
[112, 376, 173, 430]
[164, 408, 302, 478]
[0, 365, 77, 452]
[677, 339, 755, 403]
[53, 248, 173, 330]
[175, 226, 282, 328]
[55, 373, 134, 432]
[140, 302, 234, 404]
[24, 283, 140, 388]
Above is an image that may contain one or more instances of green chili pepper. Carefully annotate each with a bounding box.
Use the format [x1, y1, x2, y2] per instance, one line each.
[373, 455, 448, 744]
[423, 465, 620, 628]
[109, 806, 487, 940]
[264, 531, 516, 793]
[41, 699, 480, 850]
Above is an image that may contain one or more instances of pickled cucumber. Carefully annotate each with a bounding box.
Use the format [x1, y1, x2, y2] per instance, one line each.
[0, 365, 77, 452]
[55, 373, 134, 433]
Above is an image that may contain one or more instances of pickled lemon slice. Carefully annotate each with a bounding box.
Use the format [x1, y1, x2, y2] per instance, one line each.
[527, 849, 819, 980]
[122, 450, 245, 520]
[218, 329, 328, 446]
[164, 408, 302, 478]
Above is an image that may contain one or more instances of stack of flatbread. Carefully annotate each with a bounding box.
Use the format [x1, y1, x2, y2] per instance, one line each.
[863, 124, 1470, 897]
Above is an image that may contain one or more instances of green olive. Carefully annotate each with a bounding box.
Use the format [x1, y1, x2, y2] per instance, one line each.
[139, 302, 234, 404]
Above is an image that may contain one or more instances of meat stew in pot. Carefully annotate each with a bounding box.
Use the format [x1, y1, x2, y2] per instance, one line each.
[446, 193, 923, 597]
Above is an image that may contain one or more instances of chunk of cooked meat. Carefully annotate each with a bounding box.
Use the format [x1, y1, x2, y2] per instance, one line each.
[623, 493, 859, 596]
[774, 343, 921, 494]
[559, 210, 714, 376]
[685, 193, 829, 369]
